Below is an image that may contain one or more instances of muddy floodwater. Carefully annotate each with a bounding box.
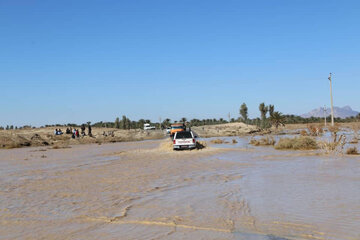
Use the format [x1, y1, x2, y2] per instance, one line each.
[0, 138, 359, 240]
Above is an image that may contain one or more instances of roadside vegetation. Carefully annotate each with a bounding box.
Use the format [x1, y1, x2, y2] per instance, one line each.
[249, 136, 276, 146]
[317, 125, 346, 154]
[210, 139, 225, 144]
[346, 147, 359, 155]
[274, 136, 318, 150]
[349, 124, 359, 144]
[300, 124, 324, 136]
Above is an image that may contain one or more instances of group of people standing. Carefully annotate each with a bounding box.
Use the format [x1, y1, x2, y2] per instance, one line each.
[54, 129, 63, 135]
[56, 124, 92, 138]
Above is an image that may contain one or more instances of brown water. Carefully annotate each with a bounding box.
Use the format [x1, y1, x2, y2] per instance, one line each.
[0, 139, 359, 240]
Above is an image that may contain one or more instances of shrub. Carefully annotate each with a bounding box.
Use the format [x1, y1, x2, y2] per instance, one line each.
[210, 139, 224, 144]
[328, 124, 340, 133]
[350, 124, 360, 144]
[349, 138, 358, 144]
[318, 128, 346, 154]
[307, 124, 323, 136]
[300, 130, 308, 136]
[250, 136, 276, 146]
[275, 137, 318, 150]
[346, 147, 359, 155]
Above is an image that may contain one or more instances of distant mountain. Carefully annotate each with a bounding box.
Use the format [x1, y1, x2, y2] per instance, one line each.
[301, 106, 359, 119]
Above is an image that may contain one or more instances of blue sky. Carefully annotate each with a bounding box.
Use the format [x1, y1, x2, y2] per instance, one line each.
[1, 0, 360, 126]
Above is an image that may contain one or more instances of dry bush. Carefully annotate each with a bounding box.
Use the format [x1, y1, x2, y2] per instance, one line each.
[275, 137, 318, 150]
[250, 136, 276, 146]
[210, 139, 224, 144]
[349, 123, 360, 144]
[300, 130, 308, 136]
[349, 138, 358, 144]
[327, 124, 340, 133]
[232, 139, 238, 144]
[307, 124, 323, 136]
[346, 147, 359, 155]
[318, 130, 346, 154]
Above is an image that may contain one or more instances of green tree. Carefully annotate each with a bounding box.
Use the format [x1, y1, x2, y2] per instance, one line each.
[115, 117, 120, 129]
[125, 117, 131, 130]
[240, 103, 248, 123]
[121, 115, 127, 129]
[181, 117, 187, 123]
[259, 103, 269, 129]
[259, 103, 268, 120]
[138, 119, 145, 129]
[270, 111, 286, 129]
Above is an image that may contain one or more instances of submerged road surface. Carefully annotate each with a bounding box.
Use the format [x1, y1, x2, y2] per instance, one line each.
[0, 138, 359, 240]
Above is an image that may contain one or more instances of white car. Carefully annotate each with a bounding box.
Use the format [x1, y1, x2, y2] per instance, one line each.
[173, 131, 197, 150]
[144, 123, 156, 130]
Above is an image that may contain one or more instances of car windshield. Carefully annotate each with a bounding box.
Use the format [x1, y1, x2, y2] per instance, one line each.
[171, 126, 184, 129]
[175, 132, 192, 139]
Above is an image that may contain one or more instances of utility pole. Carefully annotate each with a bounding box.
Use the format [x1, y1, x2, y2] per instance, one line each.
[328, 73, 334, 127]
[228, 112, 231, 122]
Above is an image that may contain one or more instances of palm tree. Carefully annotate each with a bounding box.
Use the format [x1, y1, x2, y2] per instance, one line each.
[259, 103, 268, 120]
[268, 104, 274, 117]
[270, 111, 286, 129]
[163, 118, 171, 127]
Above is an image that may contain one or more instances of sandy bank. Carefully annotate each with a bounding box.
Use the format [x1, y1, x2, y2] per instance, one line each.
[0, 127, 165, 149]
[0, 122, 259, 149]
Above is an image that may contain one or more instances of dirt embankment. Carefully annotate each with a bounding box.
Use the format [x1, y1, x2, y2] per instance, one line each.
[0, 127, 165, 149]
[0, 122, 260, 149]
[192, 122, 259, 138]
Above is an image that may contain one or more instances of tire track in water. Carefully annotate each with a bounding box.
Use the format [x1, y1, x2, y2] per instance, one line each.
[83, 216, 233, 233]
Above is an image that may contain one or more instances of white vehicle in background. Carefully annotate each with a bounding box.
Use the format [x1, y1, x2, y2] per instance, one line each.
[144, 123, 156, 130]
[173, 131, 197, 150]
[166, 127, 171, 134]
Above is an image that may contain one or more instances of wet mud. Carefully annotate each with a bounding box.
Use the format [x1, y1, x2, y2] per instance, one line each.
[0, 138, 359, 240]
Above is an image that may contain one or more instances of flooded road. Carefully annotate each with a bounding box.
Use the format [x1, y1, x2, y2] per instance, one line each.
[0, 138, 359, 239]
